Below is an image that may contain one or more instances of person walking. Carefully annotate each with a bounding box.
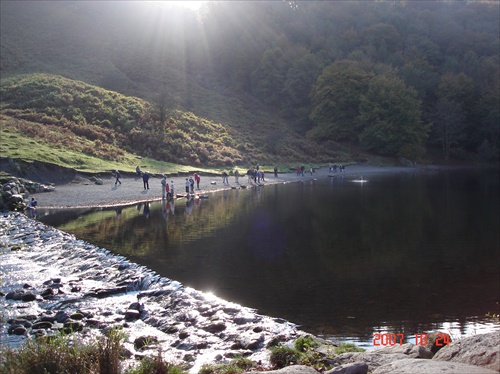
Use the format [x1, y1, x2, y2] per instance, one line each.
[142, 171, 150, 190]
[113, 170, 121, 186]
[161, 175, 168, 199]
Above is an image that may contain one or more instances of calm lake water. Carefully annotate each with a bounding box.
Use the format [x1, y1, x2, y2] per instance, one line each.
[38, 168, 500, 347]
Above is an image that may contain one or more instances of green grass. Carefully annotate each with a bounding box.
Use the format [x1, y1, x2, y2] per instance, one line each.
[0, 124, 224, 175]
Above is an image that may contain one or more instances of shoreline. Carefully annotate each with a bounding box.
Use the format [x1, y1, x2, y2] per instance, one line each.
[32, 164, 437, 210]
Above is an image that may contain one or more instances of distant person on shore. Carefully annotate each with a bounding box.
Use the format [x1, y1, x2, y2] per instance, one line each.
[161, 175, 168, 199]
[247, 168, 253, 184]
[113, 170, 121, 186]
[234, 169, 240, 184]
[170, 181, 175, 197]
[274, 166, 278, 177]
[142, 171, 150, 190]
[189, 177, 195, 194]
[261, 170, 265, 182]
[28, 197, 37, 218]
[309, 167, 313, 176]
[194, 173, 201, 189]
[185, 178, 190, 194]
[136, 166, 142, 176]
[222, 171, 229, 184]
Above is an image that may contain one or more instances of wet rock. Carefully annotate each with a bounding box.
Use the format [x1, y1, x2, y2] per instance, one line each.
[32, 321, 53, 330]
[55, 311, 70, 323]
[203, 322, 227, 334]
[70, 312, 85, 320]
[8, 325, 27, 335]
[63, 321, 83, 333]
[21, 292, 36, 302]
[6, 290, 24, 300]
[128, 302, 143, 311]
[40, 288, 55, 298]
[134, 335, 158, 350]
[124, 309, 141, 321]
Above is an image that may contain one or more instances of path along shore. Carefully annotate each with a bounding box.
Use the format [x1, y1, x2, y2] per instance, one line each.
[32, 164, 431, 209]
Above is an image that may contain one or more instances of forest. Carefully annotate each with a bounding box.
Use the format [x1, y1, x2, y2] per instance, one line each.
[1, 0, 498, 165]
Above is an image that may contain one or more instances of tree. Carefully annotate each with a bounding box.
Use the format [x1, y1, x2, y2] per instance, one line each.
[358, 75, 428, 159]
[308, 61, 373, 142]
[431, 98, 466, 161]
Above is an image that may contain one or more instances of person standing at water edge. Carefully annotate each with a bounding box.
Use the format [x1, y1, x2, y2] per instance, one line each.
[234, 169, 240, 184]
[142, 171, 150, 190]
[189, 177, 195, 194]
[194, 173, 201, 189]
[28, 197, 37, 218]
[169, 180, 175, 198]
[161, 175, 167, 198]
[274, 166, 278, 177]
[185, 178, 190, 194]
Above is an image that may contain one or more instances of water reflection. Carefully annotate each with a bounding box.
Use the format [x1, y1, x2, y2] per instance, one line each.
[38, 169, 500, 346]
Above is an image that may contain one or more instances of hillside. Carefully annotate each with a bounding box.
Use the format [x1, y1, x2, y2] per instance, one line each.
[1, 1, 498, 168]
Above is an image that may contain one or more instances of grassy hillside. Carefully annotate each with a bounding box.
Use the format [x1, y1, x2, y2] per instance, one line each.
[0, 74, 355, 172]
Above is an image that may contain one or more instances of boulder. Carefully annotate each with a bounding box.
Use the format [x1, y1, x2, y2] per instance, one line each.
[247, 365, 318, 374]
[372, 358, 498, 374]
[326, 362, 368, 374]
[432, 331, 500, 371]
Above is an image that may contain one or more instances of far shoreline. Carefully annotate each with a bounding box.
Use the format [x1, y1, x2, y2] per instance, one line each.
[31, 164, 471, 210]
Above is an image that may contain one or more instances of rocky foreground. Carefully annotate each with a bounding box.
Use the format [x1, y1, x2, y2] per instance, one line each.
[1, 213, 499, 374]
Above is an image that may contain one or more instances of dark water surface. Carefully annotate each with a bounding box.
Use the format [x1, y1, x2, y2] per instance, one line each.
[39, 169, 500, 347]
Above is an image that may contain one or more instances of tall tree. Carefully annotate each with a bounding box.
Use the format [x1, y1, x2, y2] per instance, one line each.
[308, 61, 372, 142]
[358, 75, 428, 159]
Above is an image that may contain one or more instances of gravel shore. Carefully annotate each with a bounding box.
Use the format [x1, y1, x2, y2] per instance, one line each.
[31, 165, 417, 209]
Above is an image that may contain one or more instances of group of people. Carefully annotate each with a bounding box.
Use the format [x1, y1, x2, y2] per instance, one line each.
[329, 164, 346, 173]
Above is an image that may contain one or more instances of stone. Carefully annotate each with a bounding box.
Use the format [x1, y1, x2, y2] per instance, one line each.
[325, 362, 368, 374]
[426, 331, 452, 354]
[246, 365, 319, 374]
[432, 331, 500, 371]
[134, 335, 158, 350]
[125, 309, 141, 321]
[21, 292, 36, 302]
[32, 321, 53, 330]
[372, 358, 498, 374]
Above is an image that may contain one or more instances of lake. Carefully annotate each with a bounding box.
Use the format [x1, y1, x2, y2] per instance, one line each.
[38, 168, 500, 348]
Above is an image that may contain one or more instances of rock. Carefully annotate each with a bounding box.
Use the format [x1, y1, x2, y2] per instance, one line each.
[432, 331, 500, 371]
[372, 358, 498, 374]
[125, 309, 141, 321]
[21, 292, 36, 302]
[32, 321, 53, 330]
[134, 335, 158, 350]
[247, 365, 319, 374]
[426, 331, 452, 354]
[325, 362, 368, 374]
[63, 321, 83, 333]
[203, 322, 227, 334]
[8, 325, 27, 335]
